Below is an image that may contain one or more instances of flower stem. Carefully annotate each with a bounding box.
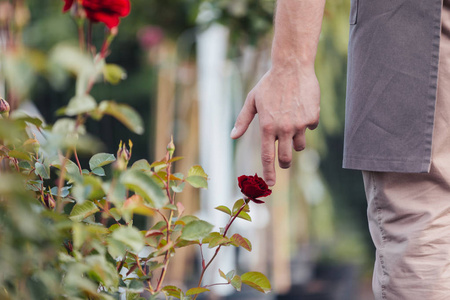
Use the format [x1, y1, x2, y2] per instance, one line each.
[73, 147, 82, 175]
[87, 21, 93, 54]
[134, 254, 155, 294]
[56, 149, 72, 213]
[78, 22, 85, 51]
[155, 158, 175, 291]
[193, 203, 247, 299]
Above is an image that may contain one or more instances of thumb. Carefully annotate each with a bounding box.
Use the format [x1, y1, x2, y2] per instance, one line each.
[231, 92, 257, 139]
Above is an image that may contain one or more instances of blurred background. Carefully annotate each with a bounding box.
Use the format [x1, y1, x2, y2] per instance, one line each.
[5, 0, 373, 299]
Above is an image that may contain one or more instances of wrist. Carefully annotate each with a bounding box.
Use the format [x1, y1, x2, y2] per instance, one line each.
[270, 57, 316, 78]
[271, 51, 316, 74]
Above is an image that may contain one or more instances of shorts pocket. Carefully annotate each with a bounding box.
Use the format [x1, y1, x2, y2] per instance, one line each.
[350, 0, 359, 25]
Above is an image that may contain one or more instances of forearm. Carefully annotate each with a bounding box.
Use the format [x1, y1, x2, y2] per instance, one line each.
[271, 0, 326, 71]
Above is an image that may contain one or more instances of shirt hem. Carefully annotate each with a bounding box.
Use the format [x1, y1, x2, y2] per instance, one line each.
[342, 157, 431, 173]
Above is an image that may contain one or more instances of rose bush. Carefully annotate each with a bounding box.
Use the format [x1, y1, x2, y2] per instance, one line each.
[0, 1, 272, 299]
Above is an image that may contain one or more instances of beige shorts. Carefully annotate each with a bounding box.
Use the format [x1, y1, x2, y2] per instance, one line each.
[362, 1, 450, 299]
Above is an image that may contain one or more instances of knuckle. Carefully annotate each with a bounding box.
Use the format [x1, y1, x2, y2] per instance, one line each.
[261, 122, 274, 134]
[280, 124, 294, 135]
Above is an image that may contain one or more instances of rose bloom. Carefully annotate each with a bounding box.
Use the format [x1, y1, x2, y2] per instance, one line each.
[63, 0, 131, 29]
[238, 174, 272, 204]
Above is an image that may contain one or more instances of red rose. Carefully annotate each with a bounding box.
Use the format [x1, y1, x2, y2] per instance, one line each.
[238, 174, 272, 204]
[83, 0, 130, 29]
[62, 0, 74, 12]
[62, 0, 130, 29]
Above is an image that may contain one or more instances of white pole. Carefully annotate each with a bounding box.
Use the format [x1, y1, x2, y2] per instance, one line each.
[196, 23, 234, 295]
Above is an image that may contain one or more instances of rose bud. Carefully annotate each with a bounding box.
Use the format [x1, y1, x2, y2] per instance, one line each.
[0, 98, 10, 118]
[43, 193, 56, 209]
[238, 173, 272, 204]
[64, 240, 73, 253]
[114, 140, 132, 171]
[166, 136, 175, 160]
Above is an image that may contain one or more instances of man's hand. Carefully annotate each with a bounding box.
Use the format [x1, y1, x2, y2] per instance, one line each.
[230, 0, 325, 186]
[231, 66, 320, 186]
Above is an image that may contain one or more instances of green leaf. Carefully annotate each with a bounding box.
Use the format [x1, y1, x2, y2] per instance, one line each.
[175, 239, 199, 248]
[171, 182, 185, 193]
[109, 208, 121, 221]
[231, 275, 242, 291]
[98, 101, 144, 135]
[206, 233, 229, 248]
[163, 204, 178, 210]
[215, 205, 231, 216]
[66, 159, 83, 183]
[226, 270, 236, 281]
[186, 176, 208, 189]
[175, 215, 199, 226]
[188, 165, 208, 178]
[111, 226, 144, 254]
[236, 211, 252, 222]
[85, 255, 119, 288]
[65, 94, 97, 116]
[15, 115, 43, 127]
[162, 285, 183, 299]
[186, 287, 210, 296]
[122, 194, 155, 222]
[241, 272, 271, 294]
[131, 159, 151, 172]
[50, 43, 94, 76]
[19, 161, 31, 170]
[103, 64, 126, 85]
[127, 279, 144, 292]
[120, 169, 168, 209]
[69, 201, 99, 222]
[232, 199, 249, 215]
[8, 149, 31, 161]
[89, 153, 116, 170]
[92, 167, 106, 176]
[180, 220, 214, 241]
[50, 186, 71, 198]
[35, 162, 50, 179]
[107, 238, 127, 258]
[230, 234, 252, 252]
[219, 269, 227, 280]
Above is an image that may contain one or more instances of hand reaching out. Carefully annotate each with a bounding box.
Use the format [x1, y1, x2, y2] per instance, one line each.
[230, 66, 320, 186]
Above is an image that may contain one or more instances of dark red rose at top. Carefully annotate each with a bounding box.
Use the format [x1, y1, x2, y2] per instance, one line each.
[238, 174, 272, 204]
[83, 0, 130, 29]
[62, 0, 74, 12]
[62, 0, 131, 29]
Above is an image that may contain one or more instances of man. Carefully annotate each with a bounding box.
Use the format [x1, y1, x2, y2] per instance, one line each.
[231, 0, 450, 299]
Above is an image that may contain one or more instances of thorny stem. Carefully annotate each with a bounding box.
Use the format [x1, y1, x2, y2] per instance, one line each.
[155, 159, 175, 292]
[56, 115, 84, 213]
[134, 254, 155, 294]
[73, 147, 82, 175]
[193, 203, 247, 299]
[222, 202, 247, 237]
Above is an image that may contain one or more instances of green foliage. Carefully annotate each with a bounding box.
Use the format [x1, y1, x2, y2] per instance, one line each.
[197, 0, 275, 45]
[0, 1, 272, 299]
